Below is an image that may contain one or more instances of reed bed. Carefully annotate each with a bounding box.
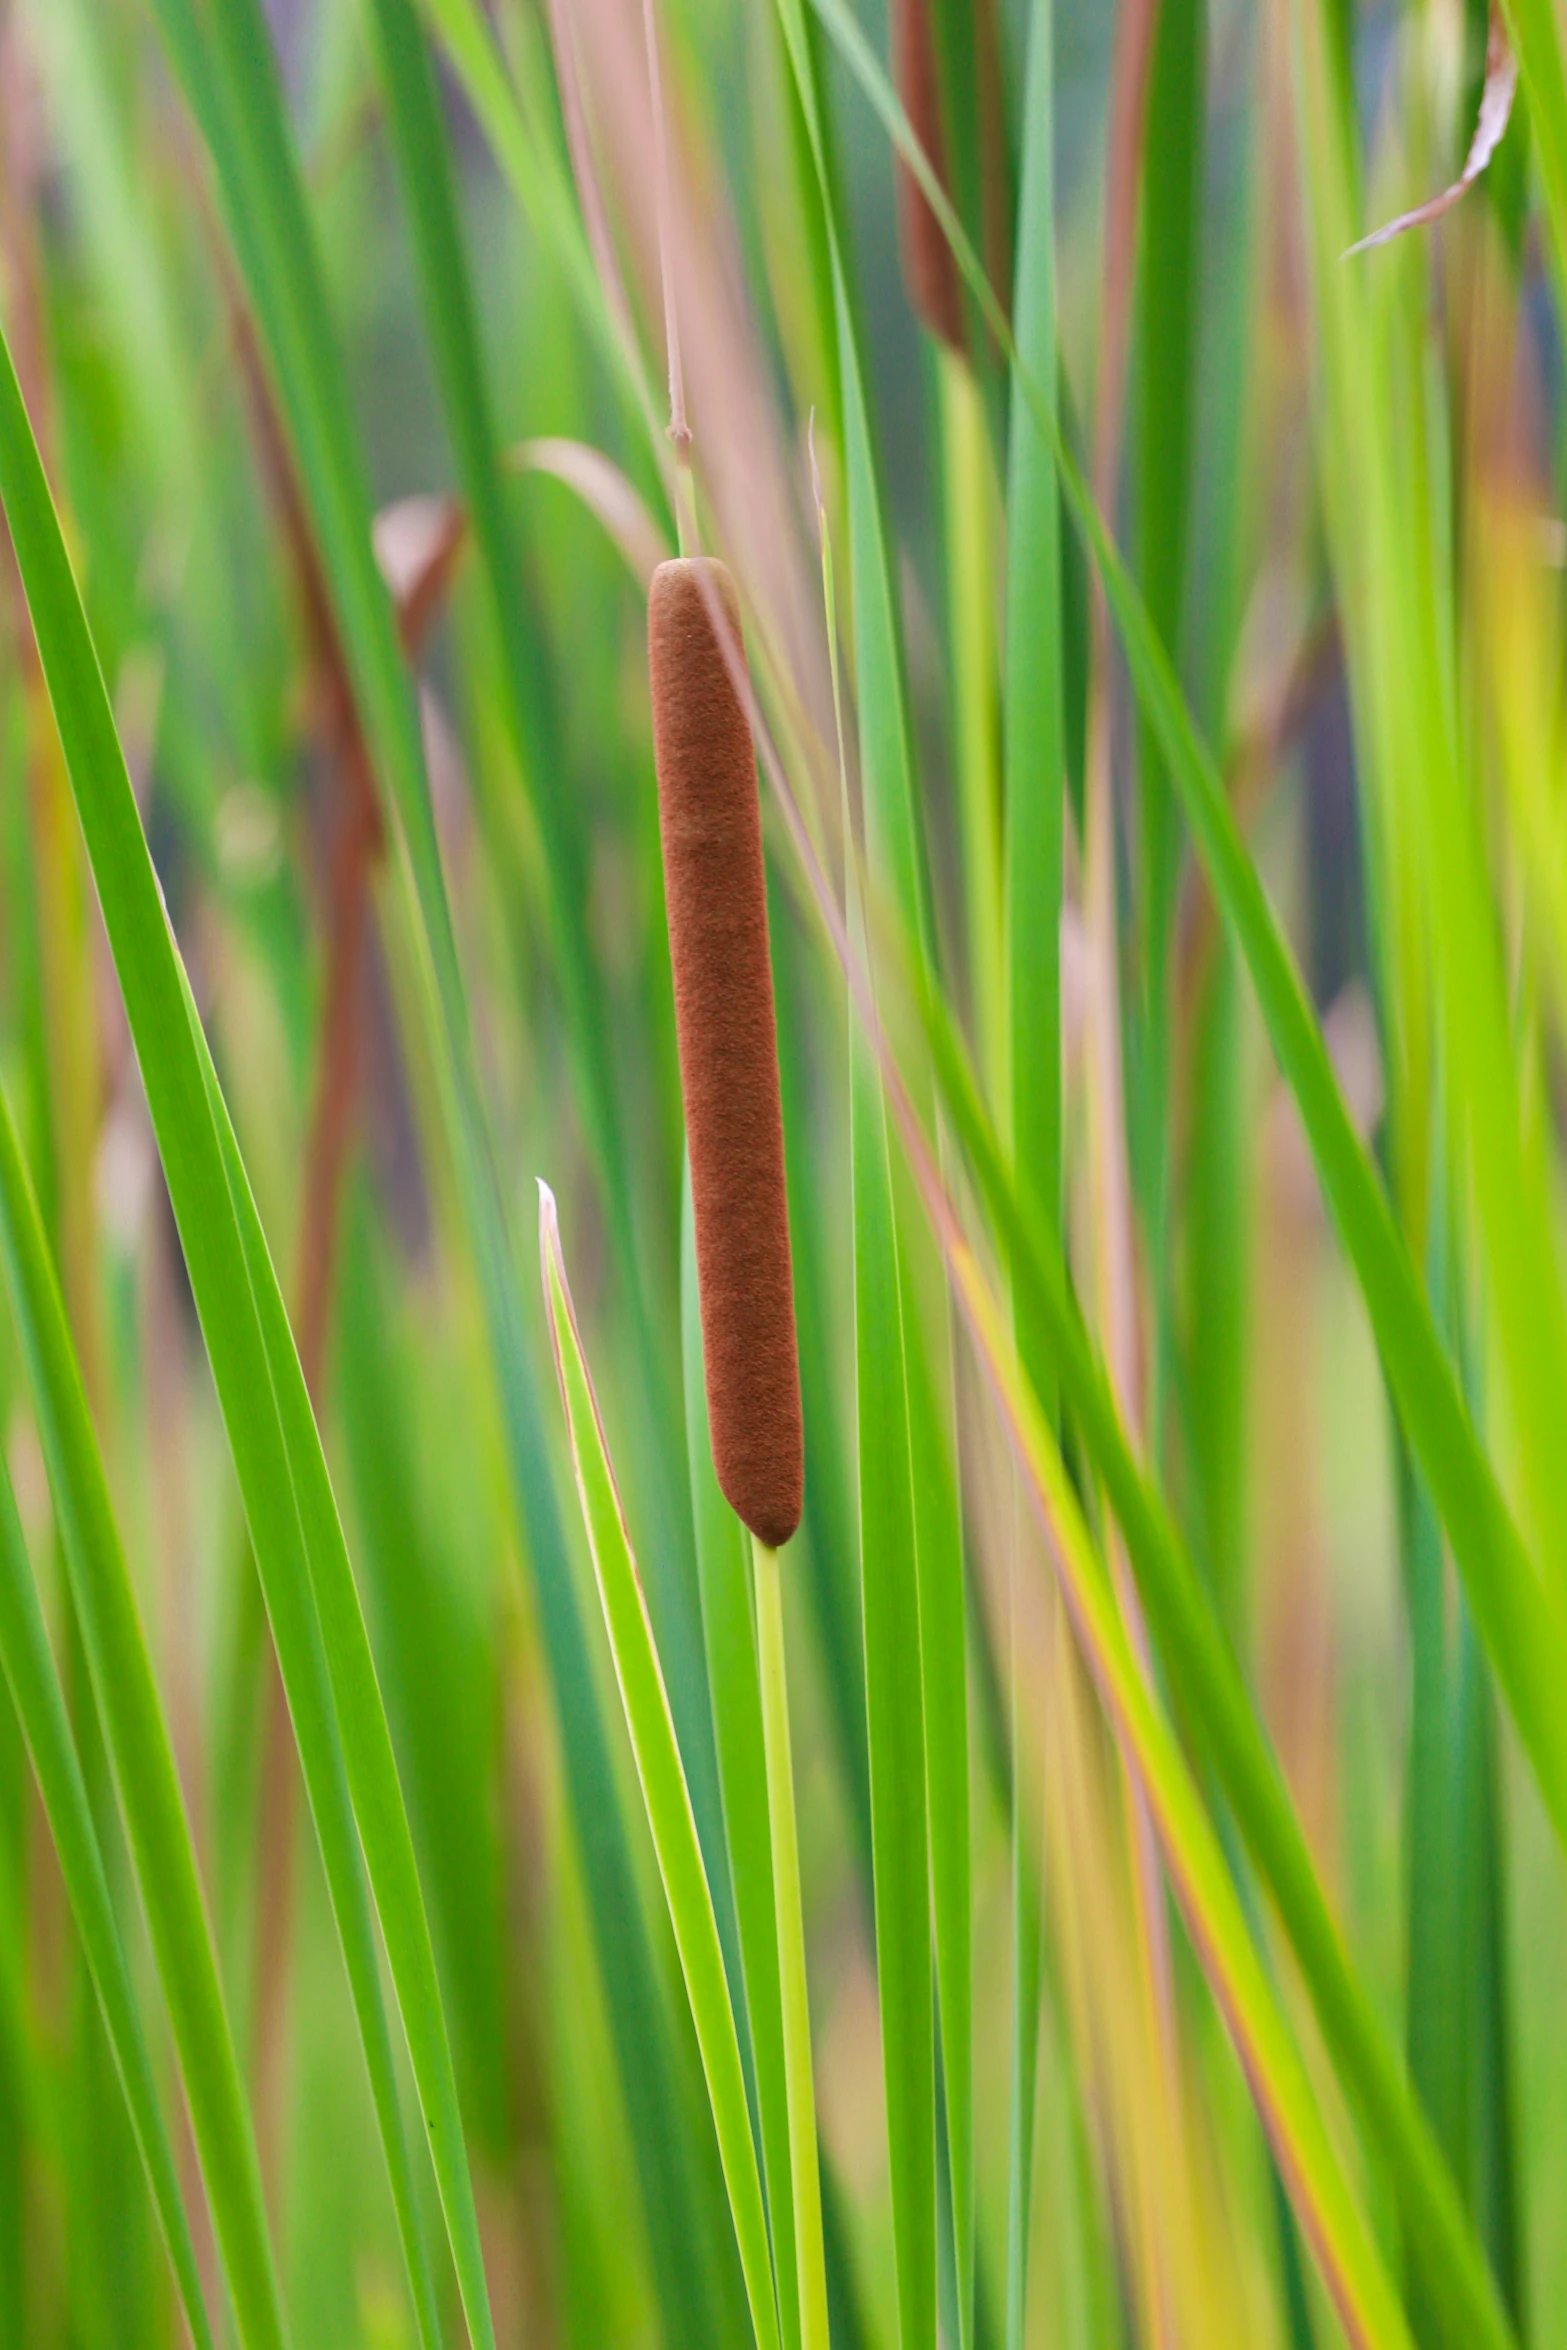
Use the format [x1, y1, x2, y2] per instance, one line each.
[0, 0, 1563, 2345]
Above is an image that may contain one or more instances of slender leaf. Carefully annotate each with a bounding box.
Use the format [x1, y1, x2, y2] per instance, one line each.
[540, 1184, 782, 2350]
[907, 1132, 1415, 2349]
[682, 1168, 802, 2350]
[0, 294, 472, 2350]
[0, 1077, 287, 2350]
[0, 1406, 216, 2350]
[848, 984, 937, 2350]
[807, 0, 1567, 1869]
[1001, 0, 1063, 2332]
[368, 7, 726, 1842]
[912, 977, 1519, 2350]
[147, 6, 743, 2337]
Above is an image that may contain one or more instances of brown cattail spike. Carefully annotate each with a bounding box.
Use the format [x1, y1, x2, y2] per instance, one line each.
[649, 558, 804, 1550]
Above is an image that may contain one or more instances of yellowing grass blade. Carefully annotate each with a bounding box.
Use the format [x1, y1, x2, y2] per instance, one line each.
[900, 1143, 1413, 2350]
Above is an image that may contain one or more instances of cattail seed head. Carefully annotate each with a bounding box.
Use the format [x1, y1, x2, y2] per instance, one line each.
[648, 557, 803, 1550]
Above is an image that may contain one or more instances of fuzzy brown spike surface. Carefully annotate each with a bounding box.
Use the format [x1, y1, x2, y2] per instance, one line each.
[649, 557, 804, 1549]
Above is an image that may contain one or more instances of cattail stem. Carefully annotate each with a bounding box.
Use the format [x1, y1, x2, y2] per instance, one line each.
[640, 0, 697, 559]
[754, 1533, 830, 2350]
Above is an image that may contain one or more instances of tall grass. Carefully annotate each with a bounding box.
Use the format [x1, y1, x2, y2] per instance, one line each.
[0, 0, 1566, 2344]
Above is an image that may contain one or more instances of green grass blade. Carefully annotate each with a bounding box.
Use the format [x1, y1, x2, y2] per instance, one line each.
[0, 292, 481, 2347]
[1002, 0, 1063, 2330]
[682, 1169, 802, 2350]
[830, 226, 972, 2333]
[1302, 19, 1567, 1623]
[147, 11, 741, 2338]
[912, 982, 1519, 2350]
[1499, 0, 1567, 291]
[366, 0, 732, 2016]
[752, 1526, 832, 2350]
[772, 893, 873, 1881]
[1005, 0, 1065, 1373]
[942, 350, 1004, 1114]
[540, 1184, 781, 2350]
[416, 0, 667, 461]
[1455, 1617, 1526, 2327]
[191, 1004, 484, 2350]
[1130, 0, 1204, 1439]
[773, 22, 967, 2343]
[849, 995, 938, 2350]
[0, 1427, 216, 2350]
[802, 286, 946, 2344]
[334, 1207, 508, 2157]
[920, 1181, 1416, 2347]
[364, 0, 615, 1193]
[1073, 453, 1567, 1844]
[0, 354, 297, 2350]
[900, 1269, 971, 2350]
[0, 1079, 287, 2350]
[807, 0, 1567, 1874]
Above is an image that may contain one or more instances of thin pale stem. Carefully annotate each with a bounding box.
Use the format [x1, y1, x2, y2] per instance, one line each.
[753, 1534, 830, 2350]
[641, 0, 698, 564]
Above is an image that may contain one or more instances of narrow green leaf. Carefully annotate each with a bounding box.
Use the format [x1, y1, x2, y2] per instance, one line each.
[192, 1001, 482, 2350]
[0, 295, 469, 2350]
[682, 1169, 802, 2350]
[0, 1081, 287, 2350]
[1498, 0, 1567, 293]
[367, 0, 734, 2041]
[849, 996, 937, 2350]
[772, 24, 965, 2339]
[913, 978, 1519, 2350]
[0, 1414, 215, 2350]
[336, 1211, 508, 2157]
[147, 11, 742, 2341]
[540, 1185, 781, 2350]
[1454, 1617, 1526, 2328]
[1001, 0, 1063, 2329]
[752, 1523, 832, 2350]
[926, 1180, 1415, 2349]
[365, 0, 615, 1194]
[771, 892, 872, 1882]
[798, 247, 948, 2342]
[831, 241, 972, 2342]
[1130, 0, 1204, 1441]
[807, 0, 1567, 1875]
[942, 351, 1004, 1117]
[415, 0, 668, 461]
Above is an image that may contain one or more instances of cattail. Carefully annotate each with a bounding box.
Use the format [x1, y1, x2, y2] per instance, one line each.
[648, 557, 804, 1550]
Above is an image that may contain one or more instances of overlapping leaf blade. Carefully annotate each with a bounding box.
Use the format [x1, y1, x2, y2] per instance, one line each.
[0, 1339, 216, 2350]
[540, 1184, 781, 2350]
[0, 299, 473, 2349]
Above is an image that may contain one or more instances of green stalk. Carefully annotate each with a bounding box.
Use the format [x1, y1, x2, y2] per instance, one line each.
[0, 1439, 215, 2350]
[366, 2, 725, 1847]
[1003, 0, 1063, 2334]
[0, 1083, 286, 2350]
[942, 348, 1003, 1116]
[1131, 0, 1205, 1450]
[541, 1188, 781, 2350]
[683, 1171, 802, 2350]
[147, 6, 742, 2336]
[753, 1535, 831, 2350]
[914, 974, 1518, 2350]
